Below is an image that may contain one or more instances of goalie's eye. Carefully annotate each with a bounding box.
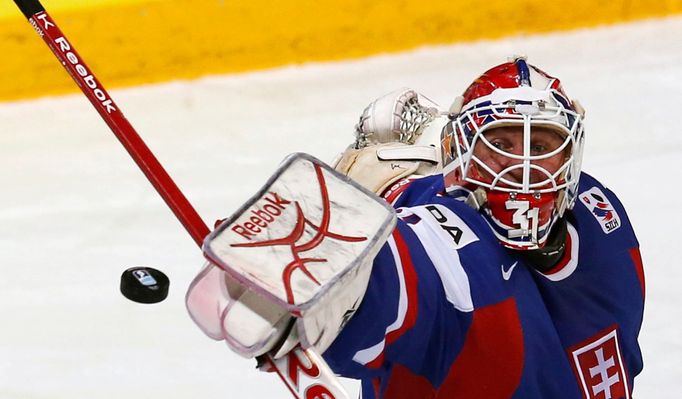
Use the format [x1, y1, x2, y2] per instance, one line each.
[489, 138, 513, 152]
[530, 143, 549, 155]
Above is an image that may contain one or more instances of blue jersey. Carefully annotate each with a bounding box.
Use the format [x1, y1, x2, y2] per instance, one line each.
[324, 173, 645, 399]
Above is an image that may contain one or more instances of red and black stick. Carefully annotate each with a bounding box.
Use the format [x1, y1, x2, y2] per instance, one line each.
[13, 0, 209, 247]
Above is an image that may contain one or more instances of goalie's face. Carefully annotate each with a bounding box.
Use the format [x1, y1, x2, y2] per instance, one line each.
[472, 125, 570, 187]
[441, 59, 586, 249]
[441, 121, 579, 250]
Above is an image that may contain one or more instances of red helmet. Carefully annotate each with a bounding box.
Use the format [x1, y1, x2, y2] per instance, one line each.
[441, 57, 585, 250]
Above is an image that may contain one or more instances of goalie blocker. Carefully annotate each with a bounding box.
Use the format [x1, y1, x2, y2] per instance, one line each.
[186, 153, 396, 359]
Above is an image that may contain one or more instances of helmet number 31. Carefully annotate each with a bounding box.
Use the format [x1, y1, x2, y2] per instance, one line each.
[506, 200, 540, 242]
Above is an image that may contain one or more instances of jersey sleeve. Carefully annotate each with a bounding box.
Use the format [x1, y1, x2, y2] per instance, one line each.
[323, 216, 474, 384]
[574, 173, 645, 297]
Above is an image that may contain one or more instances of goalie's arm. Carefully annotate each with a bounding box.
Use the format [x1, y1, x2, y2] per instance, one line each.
[185, 181, 477, 399]
[322, 221, 464, 380]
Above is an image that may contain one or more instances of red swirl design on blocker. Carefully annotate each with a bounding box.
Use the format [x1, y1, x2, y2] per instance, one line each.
[232, 164, 367, 304]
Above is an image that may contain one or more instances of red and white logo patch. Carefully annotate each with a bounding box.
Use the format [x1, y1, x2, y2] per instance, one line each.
[569, 328, 630, 399]
[579, 187, 621, 234]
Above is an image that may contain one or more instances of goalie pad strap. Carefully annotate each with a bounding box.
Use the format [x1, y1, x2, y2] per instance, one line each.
[335, 148, 418, 195]
[335, 143, 438, 196]
[376, 145, 439, 164]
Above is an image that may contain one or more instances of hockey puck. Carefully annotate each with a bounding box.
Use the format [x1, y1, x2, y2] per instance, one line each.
[120, 266, 170, 304]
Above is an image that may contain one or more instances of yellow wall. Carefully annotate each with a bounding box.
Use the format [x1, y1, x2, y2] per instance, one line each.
[2, 0, 682, 101]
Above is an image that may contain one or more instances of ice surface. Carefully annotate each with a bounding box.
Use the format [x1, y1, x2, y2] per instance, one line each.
[1, 15, 681, 398]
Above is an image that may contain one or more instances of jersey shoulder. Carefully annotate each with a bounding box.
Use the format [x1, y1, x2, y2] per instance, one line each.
[572, 172, 639, 248]
[390, 174, 445, 208]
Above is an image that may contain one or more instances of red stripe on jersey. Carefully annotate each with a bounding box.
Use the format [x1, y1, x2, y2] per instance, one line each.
[365, 229, 419, 370]
[436, 297, 524, 398]
[372, 377, 382, 398]
[383, 364, 436, 399]
[629, 247, 645, 299]
[386, 229, 419, 346]
[365, 353, 385, 370]
[382, 178, 413, 205]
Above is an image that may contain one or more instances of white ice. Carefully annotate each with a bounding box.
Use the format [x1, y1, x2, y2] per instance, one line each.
[1, 15, 681, 398]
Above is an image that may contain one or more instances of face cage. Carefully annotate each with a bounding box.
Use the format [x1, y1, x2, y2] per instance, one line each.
[450, 103, 584, 195]
[443, 103, 585, 249]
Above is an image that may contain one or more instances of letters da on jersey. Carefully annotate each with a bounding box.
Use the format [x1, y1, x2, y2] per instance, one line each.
[569, 327, 630, 399]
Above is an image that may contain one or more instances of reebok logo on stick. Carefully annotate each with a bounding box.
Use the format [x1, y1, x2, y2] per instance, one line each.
[53, 35, 117, 114]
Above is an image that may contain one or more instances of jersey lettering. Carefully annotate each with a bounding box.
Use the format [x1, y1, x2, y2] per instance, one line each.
[426, 205, 464, 244]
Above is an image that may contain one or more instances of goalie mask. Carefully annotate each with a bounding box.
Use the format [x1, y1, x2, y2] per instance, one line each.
[441, 58, 585, 250]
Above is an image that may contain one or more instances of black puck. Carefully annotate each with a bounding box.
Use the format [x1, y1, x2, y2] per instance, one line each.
[120, 266, 170, 304]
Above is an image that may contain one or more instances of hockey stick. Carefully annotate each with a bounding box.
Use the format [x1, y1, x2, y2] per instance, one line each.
[12, 1, 350, 398]
[13, 0, 209, 247]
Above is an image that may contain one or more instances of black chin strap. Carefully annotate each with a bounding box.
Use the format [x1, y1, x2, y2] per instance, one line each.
[519, 217, 568, 273]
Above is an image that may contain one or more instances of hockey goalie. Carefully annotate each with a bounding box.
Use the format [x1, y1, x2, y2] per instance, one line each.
[186, 58, 645, 399]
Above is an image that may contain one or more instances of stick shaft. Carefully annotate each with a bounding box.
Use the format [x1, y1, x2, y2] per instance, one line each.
[14, 1, 209, 247]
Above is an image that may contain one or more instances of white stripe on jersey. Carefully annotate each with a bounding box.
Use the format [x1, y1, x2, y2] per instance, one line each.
[404, 205, 475, 312]
[352, 235, 407, 366]
[352, 340, 384, 366]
